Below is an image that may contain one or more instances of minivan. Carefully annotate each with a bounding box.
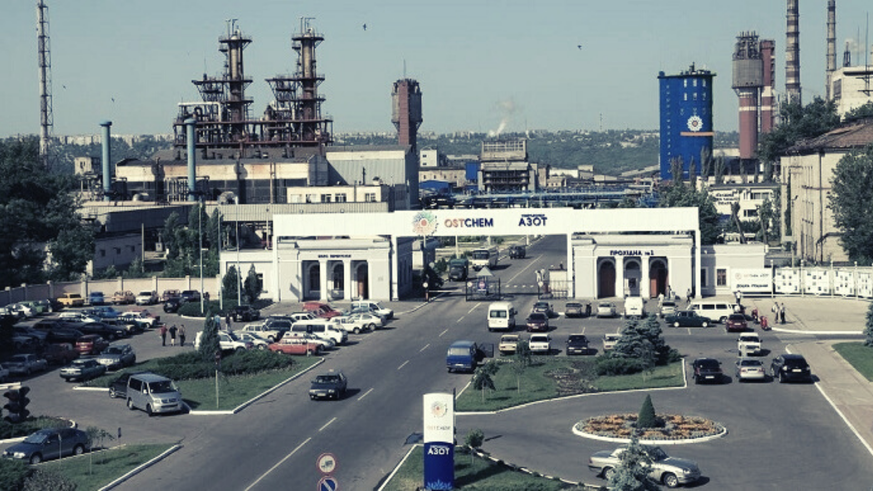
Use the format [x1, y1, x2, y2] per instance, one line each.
[446, 340, 488, 373]
[624, 297, 645, 318]
[487, 302, 516, 331]
[290, 321, 347, 346]
[126, 373, 183, 416]
[688, 300, 737, 323]
[351, 301, 394, 320]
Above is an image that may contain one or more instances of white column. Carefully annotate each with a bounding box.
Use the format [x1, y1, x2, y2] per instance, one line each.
[641, 258, 650, 298]
[391, 236, 399, 301]
[566, 234, 575, 298]
[615, 257, 625, 299]
[694, 230, 701, 297]
[319, 259, 329, 301]
[343, 259, 352, 301]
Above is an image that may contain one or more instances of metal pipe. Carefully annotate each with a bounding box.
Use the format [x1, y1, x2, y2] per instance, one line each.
[185, 118, 197, 201]
[101, 120, 112, 201]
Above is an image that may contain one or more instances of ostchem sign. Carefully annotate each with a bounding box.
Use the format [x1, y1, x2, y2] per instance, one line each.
[423, 393, 454, 490]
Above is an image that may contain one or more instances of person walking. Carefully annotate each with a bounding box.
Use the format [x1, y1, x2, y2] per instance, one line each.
[686, 288, 692, 304]
[225, 313, 232, 332]
[159, 324, 167, 347]
[780, 303, 786, 324]
[169, 324, 178, 346]
[179, 325, 186, 347]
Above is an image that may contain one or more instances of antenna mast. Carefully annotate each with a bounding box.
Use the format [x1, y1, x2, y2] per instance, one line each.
[37, 0, 53, 169]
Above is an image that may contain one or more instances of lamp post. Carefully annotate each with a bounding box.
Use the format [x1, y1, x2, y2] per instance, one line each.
[199, 201, 204, 314]
[770, 259, 775, 298]
[218, 205, 223, 311]
[236, 197, 241, 305]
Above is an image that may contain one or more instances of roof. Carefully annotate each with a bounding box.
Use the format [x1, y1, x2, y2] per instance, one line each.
[788, 120, 873, 154]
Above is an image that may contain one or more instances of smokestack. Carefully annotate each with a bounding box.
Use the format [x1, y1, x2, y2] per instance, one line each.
[392, 79, 423, 154]
[786, 0, 802, 104]
[732, 31, 764, 160]
[843, 41, 852, 67]
[827, 0, 836, 100]
[760, 40, 776, 134]
[100, 121, 112, 202]
[185, 118, 197, 202]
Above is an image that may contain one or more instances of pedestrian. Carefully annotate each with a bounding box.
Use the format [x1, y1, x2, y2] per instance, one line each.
[179, 325, 186, 347]
[772, 301, 778, 315]
[169, 324, 178, 346]
[159, 324, 167, 346]
[658, 292, 664, 308]
[225, 313, 232, 331]
[585, 302, 592, 317]
[686, 288, 692, 304]
[780, 303, 786, 324]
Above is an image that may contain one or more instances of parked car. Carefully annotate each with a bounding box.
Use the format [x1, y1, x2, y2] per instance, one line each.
[8, 303, 34, 319]
[303, 302, 343, 319]
[57, 293, 85, 307]
[269, 337, 322, 356]
[90, 306, 122, 319]
[737, 333, 762, 357]
[691, 357, 724, 384]
[46, 328, 86, 344]
[60, 358, 107, 382]
[112, 290, 135, 305]
[161, 289, 181, 302]
[14, 326, 47, 344]
[528, 333, 551, 354]
[96, 344, 136, 370]
[118, 310, 160, 329]
[665, 310, 713, 328]
[135, 290, 159, 306]
[125, 372, 184, 415]
[498, 334, 520, 355]
[79, 321, 128, 340]
[12, 334, 37, 351]
[603, 333, 620, 351]
[770, 354, 813, 383]
[726, 313, 749, 332]
[180, 290, 201, 303]
[596, 302, 617, 318]
[525, 312, 549, 332]
[350, 300, 393, 320]
[58, 312, 99, 323]
[0, 364, 9, 383]
[564, 302, 588, 318]
[566, 334, 592, 356]
[6, 354, 48, 376]
[108, 371, 147, 399]
[736, 357, 767, 382]
[42, 343, 80, 365]
[659, 300, 678, 318]
[193, 330, 253, 352]
[241, 322, 285, 343]
[507, 245, 526, 259]
[588, 445, 701, 488]
[284, 332, 335, 351]
[3, 428, 91, 464]
[330, 314, 375, 334]
[309, 370, 348, 400]
[231, 305, 261, 322]
[88, 291, 106, 306]
[76, 334, 110, 355]
[163, 297, 183, 313]
[532, 301, 554, 317]
[237, 332, 269, 350]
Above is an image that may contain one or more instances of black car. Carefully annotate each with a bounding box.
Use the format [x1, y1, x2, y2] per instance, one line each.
[508, 245, 526, 259]
[46, 328, 84, 344]
[309, 371, 348, 400]
[770, 354, 813, 383]
[79, 321, 128, 340]
[180, 290, 201, 303]
[692, 358, 724, 384]
[108, 371, 147, 399]
[163, 297, 183, 313]
[565, 334, 591, 355]
[232, 305, 261, 322]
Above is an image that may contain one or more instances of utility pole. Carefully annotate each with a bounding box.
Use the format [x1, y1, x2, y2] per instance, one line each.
[37, 0, 54, 169]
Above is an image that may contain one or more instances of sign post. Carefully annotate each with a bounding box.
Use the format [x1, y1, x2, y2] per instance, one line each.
[316, 453, 338, 490]
[423, 393, 454, 490]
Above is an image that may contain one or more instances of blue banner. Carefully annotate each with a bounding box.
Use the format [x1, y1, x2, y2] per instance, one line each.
[423, 442, 454, 490]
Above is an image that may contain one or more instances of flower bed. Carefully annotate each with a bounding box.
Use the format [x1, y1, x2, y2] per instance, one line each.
[575, 413, 725, 441]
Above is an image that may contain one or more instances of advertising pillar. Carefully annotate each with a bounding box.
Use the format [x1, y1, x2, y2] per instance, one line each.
[423, 393, 454, 490]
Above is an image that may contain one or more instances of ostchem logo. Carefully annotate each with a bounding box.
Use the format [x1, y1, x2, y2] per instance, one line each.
[413, 211, 438, 236]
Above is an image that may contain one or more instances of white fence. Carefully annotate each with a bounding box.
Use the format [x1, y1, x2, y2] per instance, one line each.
[765, 266, 873, 298]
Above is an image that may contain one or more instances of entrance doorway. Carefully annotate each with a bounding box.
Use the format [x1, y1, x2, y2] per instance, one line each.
[598, 260, 616, 298]
[356, 263, 369, 300]
[649, 259, 668, 298]
[624, 259, 641, 297]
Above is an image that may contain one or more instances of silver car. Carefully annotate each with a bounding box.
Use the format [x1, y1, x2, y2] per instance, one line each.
[596, 302, 617, 318]
[588, 445, 701, 488]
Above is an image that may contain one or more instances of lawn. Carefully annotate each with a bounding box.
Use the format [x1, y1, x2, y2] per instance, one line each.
[455, 357, 684, 412]
[834, 342, 873, 381]
[38, 443, 173, 490]
[381, 445, 580, 491]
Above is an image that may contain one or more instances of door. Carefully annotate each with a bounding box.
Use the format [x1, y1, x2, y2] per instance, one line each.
[598, 261, 616, 298]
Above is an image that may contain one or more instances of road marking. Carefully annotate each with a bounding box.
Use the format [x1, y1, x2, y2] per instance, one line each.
[457, 315, 465, 323]
[439, 328, 449, 337]
[467, 303, 480, 315]
[419, 343, 430, 352]
[507, 254, 541, 283]
[397, 360, 409, 370]
[358, 388, 374, 401]
[244, 437, 311, 491]
[319, 417, 336, 432]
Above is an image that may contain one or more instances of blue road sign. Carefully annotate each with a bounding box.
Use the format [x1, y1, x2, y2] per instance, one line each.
[317, 476, 338, 491]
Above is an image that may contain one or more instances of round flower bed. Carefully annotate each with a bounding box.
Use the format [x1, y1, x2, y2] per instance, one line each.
[574, 413, 726, 444]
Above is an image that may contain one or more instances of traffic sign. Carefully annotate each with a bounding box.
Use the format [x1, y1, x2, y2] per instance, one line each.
[316, 452, 337, 475]
[317, 476, 338, 491]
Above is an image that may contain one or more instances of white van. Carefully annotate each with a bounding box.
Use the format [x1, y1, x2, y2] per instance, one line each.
[487, 302, 516, 331]
[624, 297, 645, 318]
[291, 321, 347, 345]
[351, 301, 394, 320]
[688, 300, 737, 323]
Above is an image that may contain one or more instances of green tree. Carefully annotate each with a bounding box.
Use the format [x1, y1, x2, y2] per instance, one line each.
[865, 302, 873, 347]
[125, 257, 146, 278]
[843, 101, 873, 124]
[464, 428, 485, 464]
[161, 212, 182, 260]
[759, 98, 840, 179]
[637, 394, 661, 429]
[243, 265, 262, 305]
[607, 435, 660, 491]
[48, 224, 95, 281]
[828, 144, 873, 264]
[512, 341, 533, 394]
[197, 308, 221, 362]
[0, 457, 31, 491]
[659, 180, 721, 245]
[472, 361, 499, 402]
[223, 266, 240, 303]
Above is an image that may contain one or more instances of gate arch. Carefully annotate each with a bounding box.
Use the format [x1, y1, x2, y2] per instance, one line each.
[598, 259, 616, 298]
[649, 259, 668, 298]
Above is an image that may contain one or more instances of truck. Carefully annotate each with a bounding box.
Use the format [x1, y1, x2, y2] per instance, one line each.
[448, 258, 469, 281]
[470, 247, 498, 271]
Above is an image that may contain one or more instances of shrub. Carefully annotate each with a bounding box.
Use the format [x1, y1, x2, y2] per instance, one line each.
[23, 469, 76, 491]
[465, 428, 484, 450]
[595, 355, 647, 375]
[151, 350, 294, 380]
[0, 458, 30, 491]
[636, 394, 662, 429]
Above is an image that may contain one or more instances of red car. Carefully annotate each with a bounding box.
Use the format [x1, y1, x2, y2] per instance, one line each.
[43, 343, 80, 365]
[725, 314, 748, 332]
[303, 302, 342, 319]
[75, 335, 109, 355]
[268, 337, 322, 356]
[526, 312, 549, 332]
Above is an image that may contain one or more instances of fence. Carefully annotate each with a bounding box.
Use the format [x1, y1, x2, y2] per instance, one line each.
[769, 266, 873, 298]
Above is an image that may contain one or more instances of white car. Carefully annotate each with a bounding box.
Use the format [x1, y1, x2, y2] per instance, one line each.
[596, 302, 617, 318]
[284, 332, 335, 350]
[241, 322, 285, 342]
[193, 331, 253, 352]
[6, 354, 48, 376]
[135, 290, 159, 306]
[603, 333, 620, 351]
[737, 333, 762, 357]
[735, 358, 766, 381]
[237, 331, 269, 350]
[528, 334, 551, 354]
[118, 310, 160, 329]
[8, 303, 34, 319]
[333, 313, 381, 334]
[58, 312, 99, 323]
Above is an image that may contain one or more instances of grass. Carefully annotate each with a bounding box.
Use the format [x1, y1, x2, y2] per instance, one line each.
[382, 446, 579, 491]
[834, 342, 873, 381]
[456, 357, 684, 412]
[38, 443, 173, 490]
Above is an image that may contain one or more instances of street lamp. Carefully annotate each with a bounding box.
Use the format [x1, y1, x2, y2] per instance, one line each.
[199, 201, 204, 314]
[236, 197, 241, 305]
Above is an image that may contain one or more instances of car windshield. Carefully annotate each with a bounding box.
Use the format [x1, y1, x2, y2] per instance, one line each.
[530, 335, 548, 342]
[448, 347, 471, 356]
[646, 447, 668, 462]
[149, 381, 177, 393]
[698, 359, 719, 368]
[528, 313, 546, 321]
[729, 315, 745, 321]
[568, 336, 587, 343]
[104, 346, 124, 354]
[739, 336, 758, 342]
[662, 301, 676, 307]
[599, 303, 612, 308]
[315, 375, 340, 383]
[23, 432, 50, 444]
[10, 355, 27, 363]
[740, 359, 762, 367]
[471, 251, 489, 259]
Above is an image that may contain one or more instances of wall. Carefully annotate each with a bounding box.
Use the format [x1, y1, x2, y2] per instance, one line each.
[0, 275, 219, 307]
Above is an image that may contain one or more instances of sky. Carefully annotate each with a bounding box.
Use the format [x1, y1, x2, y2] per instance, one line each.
[2, 0, 872, 138]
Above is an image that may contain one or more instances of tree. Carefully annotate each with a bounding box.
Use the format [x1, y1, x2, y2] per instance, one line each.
[464, 428, 485, 464]
[243, 265, 263, 305]
[48, 224, 95, 281]
[658, 180, 721, 245]
[161, 212, 182, 260]
[85, 426, 115, 467]
[865, 302, 873, 347]
[512, 341, 533, 394]
[223, 266, 240, 303]
[472, 361, 499, 402]
[197, 308, 221, 362]
[608, 435, 660, 491]
[759, 98, 840, 179]
[843, 101, 873, 124]
[828, 144, 873, 264]
[637, 394, 661, 429]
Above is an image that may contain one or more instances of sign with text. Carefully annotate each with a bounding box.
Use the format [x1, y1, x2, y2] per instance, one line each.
[731, 269, 772, 293]
[423, 393, 454, 490]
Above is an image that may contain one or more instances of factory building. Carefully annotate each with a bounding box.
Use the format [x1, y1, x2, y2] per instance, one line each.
[658, 64, 715, 181]
[477, 139, 538, 192]
[731, 32, 776, 162]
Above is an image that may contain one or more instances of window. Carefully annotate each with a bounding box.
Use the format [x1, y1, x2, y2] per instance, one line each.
[321, 194, 332, 203]
[335, 194, 347, 203]
[701, 269, 708, 287]
[364, 193, 376, 202]
[100, 250, 106, 257]
[744, 209, 758, 218]
[716, 269, 727, 286]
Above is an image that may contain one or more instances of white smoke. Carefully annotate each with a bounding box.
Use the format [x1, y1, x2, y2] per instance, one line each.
[488, 99, 516, 138]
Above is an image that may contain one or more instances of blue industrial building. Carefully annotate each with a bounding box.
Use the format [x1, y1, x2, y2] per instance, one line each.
[658, 64, 715, 181]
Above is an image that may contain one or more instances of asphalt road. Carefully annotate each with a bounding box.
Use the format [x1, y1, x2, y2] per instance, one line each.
[10, 235, 873, 490]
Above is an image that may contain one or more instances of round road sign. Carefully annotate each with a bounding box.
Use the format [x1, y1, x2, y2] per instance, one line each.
[317, 452, 337, 475]
[317, 476, 339, 491]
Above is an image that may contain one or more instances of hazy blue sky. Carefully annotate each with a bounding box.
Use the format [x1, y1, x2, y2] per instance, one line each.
[2, 1, 871, 137]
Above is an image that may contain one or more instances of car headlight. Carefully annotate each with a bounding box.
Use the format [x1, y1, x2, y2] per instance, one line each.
[13, 452, 26, 458]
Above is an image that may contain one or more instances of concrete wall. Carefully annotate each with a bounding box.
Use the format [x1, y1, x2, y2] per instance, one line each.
[0, 275, 219, 307]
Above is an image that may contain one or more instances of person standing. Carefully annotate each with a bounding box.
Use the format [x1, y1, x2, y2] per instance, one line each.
[225, 313, 232, 332]
[169, 324, 178, 346]
[686, 288, 692, 304]
[780, 303, 786, 324]
[159, 324, 167, 347]
[179, 325, 186, 347]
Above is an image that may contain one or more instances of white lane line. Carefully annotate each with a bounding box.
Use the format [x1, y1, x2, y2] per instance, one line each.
[419, 343, 430, 352]
[319, 417, 337, 432]
[467, 303, 480, 315]
[244, 437, 311, 491]
[358, 388, 374, 401]
[507, 254, 542, 283]
[457, 315, 465, 323]
[439, 328, 449, 337]
[397, 360, 409, 370]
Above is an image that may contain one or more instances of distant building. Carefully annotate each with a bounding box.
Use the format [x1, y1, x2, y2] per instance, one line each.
[477, 139, 538, 192]
[659, 64, 716, 181]
[829, 64, 873, 119]
[707, 183, 777, 221]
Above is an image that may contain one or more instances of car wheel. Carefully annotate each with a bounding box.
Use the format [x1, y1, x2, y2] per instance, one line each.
[109, 387, 117, 399]
[73, 444, 85, 456]
[720, 316, 728, 323]
[306, 349, 314, 356]
[367, 323, 376, 331]
[662, 472, 679, 488]
[701, 321, 709, 328]
[236, 347, 245, 353]
[694, 376, 700, 385]
[257, 344, 266, 350]
[146, 404, 154, 417]
[672, 321, 680, 328]
[267, 336, 275, 342]
[603, 467, 615, 480]
[127, 398, 135, 410]
[353, 327, 361, 334]
[30, 453, 42, 464]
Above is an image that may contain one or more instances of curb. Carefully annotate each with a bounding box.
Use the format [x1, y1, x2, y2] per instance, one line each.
[98, 443, 182, 491]
[570, 420, 728, 446]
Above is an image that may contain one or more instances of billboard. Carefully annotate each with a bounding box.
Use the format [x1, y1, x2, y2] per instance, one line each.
[423, 393, 454, 490]
[731, 268, 772, 293]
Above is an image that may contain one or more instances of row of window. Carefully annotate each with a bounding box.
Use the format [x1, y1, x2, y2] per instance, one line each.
[98, 245, 137, 258]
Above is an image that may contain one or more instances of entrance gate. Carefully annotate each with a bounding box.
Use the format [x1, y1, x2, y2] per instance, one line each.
[465, 277, 501, 301]
[537, 280, 569, 299]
